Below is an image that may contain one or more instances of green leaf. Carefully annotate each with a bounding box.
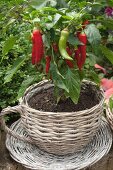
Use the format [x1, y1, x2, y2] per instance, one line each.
[78, 70, 85, 81]
[30, 0, 48, 9]
[2, 35, 16, 56]
[101, 20, 113, 30]
[43, 7, 64, 15]
[90, 71, 100, 85]
[62, 15, 72, 20]
[68, 34, 80, 46]
[43, 7, 58, 12]
[7, 18, 16, 26]
[50, 63, 68, 93]
[108, 0, 113, 6]
[84, 24, 101, 47]
[32, 18, 40, 23]
[51, 48, 65, 79]
[100, 45, 113, 64]
[65, 69, 81, 104]
[54, 78, 69, 93]
[42, 34, 51, 48]
[30, 0, 57, 9]
[90, 2, 104, 13]
[4, 56, 26, 83]
[49, 0, 57, 7]
[11, 0, 24, 5]
[17, 75, 40, 99]
[46, 23, 54, 30]
[50, 63, 64, 80]
[56, 0, 68, 8]
[53, 13, 61, 25]
[86, 52, 96, 66]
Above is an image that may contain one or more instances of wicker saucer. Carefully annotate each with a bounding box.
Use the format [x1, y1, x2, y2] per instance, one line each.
[6, 118, 112, 170]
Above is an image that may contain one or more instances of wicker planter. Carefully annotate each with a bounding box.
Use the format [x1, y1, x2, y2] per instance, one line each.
[5, 118, 112, 170]
[1, 80, 104, 155]
[106, 107, 113, 130]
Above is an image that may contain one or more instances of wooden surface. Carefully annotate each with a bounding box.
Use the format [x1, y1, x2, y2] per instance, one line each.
[0, 128, 113, 170]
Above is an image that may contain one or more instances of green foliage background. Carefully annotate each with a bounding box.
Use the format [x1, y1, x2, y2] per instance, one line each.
[0, 0, 43, 109]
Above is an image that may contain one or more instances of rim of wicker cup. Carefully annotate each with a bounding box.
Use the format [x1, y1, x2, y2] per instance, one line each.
[18, 79, 105, 155]
[20, 79, 105, 116]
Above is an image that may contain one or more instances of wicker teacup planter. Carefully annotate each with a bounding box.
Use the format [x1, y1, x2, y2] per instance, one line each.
[1, 80, 104, 155]
[106, 107, 113, 130]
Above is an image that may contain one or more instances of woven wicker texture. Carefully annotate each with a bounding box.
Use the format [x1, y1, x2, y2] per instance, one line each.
[106, 108, 113, 130]
[20, 80, 104, 155]
[1, 80, 104, 155]
[6, 118, 112, 170]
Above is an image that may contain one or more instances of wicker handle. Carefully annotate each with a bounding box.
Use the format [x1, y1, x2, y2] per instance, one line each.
[0, 105, 33, 143]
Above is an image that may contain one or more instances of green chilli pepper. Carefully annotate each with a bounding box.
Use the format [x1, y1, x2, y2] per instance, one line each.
[59, 29, 73, 61]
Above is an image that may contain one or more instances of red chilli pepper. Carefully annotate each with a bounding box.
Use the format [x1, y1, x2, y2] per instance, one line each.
[52, 43, 59, 52]
[77, 32, 87, 70]
[65, 47, 74, 68]
[77, 32, 87, 44]
[82, 20, 89, 29]
[31, 29, 44, 65]
[74, 48, 82, 70]
[45, 56, 51, 74]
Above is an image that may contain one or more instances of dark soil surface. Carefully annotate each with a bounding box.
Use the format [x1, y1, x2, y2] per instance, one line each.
[28, 83, 100, 112]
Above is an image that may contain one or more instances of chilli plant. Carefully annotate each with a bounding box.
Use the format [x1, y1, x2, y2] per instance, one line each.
[1, 0, 113, 108]
[28, 0, 113, 103]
